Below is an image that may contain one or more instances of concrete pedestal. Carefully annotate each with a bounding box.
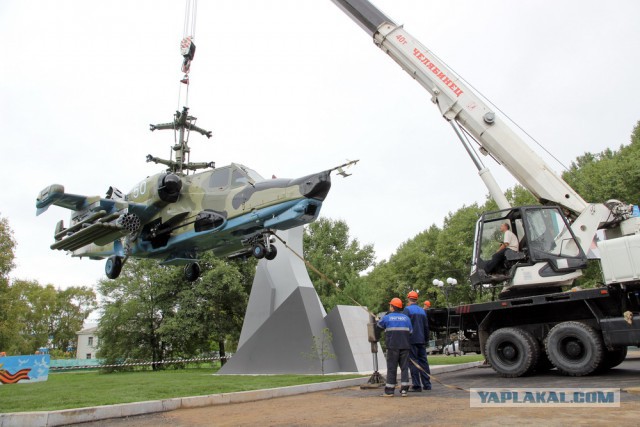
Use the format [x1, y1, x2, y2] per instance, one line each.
[219, 227, 382, 375]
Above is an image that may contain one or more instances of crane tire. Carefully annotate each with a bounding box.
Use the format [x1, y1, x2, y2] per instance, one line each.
[596, 346, 628, 372]
[485, 327, 537, 378]
[544, 321, 604, 376]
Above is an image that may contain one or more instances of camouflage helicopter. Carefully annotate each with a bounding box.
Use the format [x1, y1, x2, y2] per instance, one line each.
[36, 107, 357, 282]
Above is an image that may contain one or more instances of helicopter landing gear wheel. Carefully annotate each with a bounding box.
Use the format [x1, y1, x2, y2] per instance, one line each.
[252, 243, 266, 259]
[105, 255, 123, 279]
[265, 245, 277, 260]
[184, 262, 201, 282]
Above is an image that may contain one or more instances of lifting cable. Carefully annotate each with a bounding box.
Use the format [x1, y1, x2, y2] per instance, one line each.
[172, 0, 198, 166]
[273, 233, 473, 393]
[177, 0, 198, 109]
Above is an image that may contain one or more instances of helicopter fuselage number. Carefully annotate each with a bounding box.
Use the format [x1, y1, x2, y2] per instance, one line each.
[130, 180, 148, 199]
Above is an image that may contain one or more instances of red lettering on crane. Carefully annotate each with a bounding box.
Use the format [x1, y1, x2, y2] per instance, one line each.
[412, 48, 464, 98]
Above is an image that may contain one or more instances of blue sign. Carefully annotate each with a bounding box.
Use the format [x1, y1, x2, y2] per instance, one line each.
[0, 354, 50, 385]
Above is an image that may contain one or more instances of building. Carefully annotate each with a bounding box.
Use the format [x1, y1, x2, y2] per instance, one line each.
[76, 326, 99, 360]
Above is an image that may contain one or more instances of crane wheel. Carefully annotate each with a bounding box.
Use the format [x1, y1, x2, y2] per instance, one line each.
[485, 327, 537, 378]
[596, 346, 628, 372]
[544, 321, 604, 376]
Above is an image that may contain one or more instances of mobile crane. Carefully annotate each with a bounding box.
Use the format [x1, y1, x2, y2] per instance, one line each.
[331, 0, 640, 377]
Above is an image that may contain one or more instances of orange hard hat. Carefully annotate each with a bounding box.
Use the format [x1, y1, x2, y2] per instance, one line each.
[390, 297, 403, 309]
[407, 290, 419, 300]
[424, 300, 431, 308]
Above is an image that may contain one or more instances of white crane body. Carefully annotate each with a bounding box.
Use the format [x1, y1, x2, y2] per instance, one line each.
[332, 0, 639, 291]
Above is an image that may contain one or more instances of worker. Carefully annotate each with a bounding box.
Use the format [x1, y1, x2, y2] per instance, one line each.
[403, 291, 432, 392]
[485, 222, 519, 274]
[377, 297, 413, 397]
[424, 300, 431, 309]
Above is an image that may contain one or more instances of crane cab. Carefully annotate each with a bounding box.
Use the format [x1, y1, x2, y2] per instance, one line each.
[470, 206, 589, 295]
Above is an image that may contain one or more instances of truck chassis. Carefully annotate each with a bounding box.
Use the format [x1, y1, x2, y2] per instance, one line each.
[429, 283, 640, 377]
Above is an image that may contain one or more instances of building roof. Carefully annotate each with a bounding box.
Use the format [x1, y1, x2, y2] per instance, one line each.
[76, 326, 99, 335]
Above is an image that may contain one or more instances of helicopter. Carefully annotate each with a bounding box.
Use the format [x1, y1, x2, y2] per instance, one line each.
[36, 106, 357, 282]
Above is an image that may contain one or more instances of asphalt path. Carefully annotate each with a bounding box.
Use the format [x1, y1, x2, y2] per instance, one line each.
[424, 356, 640, 400]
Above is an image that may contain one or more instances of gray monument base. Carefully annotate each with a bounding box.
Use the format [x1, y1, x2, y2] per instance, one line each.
[219, 227, 383, 375]
[325, 305, 385, 373]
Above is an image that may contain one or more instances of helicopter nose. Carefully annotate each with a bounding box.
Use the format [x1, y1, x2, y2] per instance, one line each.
[298, 171, 332, 201]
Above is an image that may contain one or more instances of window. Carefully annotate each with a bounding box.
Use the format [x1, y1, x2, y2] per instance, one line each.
[231, 168, 249, 188]
[88, 336, 94, 346]
[86, 353, 92, 359]
[525, 208, 581, 258]
[209, 168, 230, 189]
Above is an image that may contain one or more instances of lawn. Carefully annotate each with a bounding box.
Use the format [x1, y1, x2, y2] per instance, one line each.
[0, 355, 483, 413]
[0, 367, 360, 413]
[429, 354, 484, 365]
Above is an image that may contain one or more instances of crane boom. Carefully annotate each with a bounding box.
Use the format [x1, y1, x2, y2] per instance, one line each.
[331, 0, 639, 293]
[332, 0, 587, 215]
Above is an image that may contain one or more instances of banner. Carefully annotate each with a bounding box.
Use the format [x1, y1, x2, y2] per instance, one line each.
[0, 354, 50, 385]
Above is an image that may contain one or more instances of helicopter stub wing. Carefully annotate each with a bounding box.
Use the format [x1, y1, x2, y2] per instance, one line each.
[36, 184, 155, 252]
[36, 184, 102, 216]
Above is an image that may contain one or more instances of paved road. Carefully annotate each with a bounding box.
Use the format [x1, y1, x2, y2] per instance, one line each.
[74, 355, 640, 427]
[422, 357, 640, 399]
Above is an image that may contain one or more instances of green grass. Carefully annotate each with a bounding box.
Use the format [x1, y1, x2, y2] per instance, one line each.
[0, 367, 361, 413]
[428, 354, 484, 365]
[0, 356, 483, 413]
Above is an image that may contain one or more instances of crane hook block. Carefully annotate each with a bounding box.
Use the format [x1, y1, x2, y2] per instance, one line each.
[180, 37, 196, 74]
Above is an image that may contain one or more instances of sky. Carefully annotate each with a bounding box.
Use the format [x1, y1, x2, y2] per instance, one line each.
[2, 0, 640, 291]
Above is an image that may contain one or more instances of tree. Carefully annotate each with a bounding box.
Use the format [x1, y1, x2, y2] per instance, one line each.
[563, 121, 640, 204]
[97, 259, 182, 369]
[504, 184, 538, 207]
[0, 280, 50, 354]
[0, 214, 16, 353]
[561, 121, 640, 288]
[0, 280, 95, 355]
[0, 215, 15, 279]
[433, 204, 486, 306]
[363, 204, 486, 312]
[362, 121, 640, 306]
[97, 255, 253, 369]
[365, 225, 441, 313]
[303, 218, 376, 312]
[158, 253, 250, 365]
[50, 286, 97, 351]
[301, 327, 335, 375]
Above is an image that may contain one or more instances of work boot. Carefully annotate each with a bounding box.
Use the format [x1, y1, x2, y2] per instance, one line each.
[381, 387, 395, 397]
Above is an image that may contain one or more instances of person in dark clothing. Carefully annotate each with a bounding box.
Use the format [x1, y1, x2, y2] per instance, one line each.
[377, 297, 413, 397]
[403, 291, 432, 391]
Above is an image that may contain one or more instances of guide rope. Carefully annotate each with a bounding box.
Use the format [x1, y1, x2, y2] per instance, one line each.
[274, 232, 475, 393]
[272, 233, 374, 317]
